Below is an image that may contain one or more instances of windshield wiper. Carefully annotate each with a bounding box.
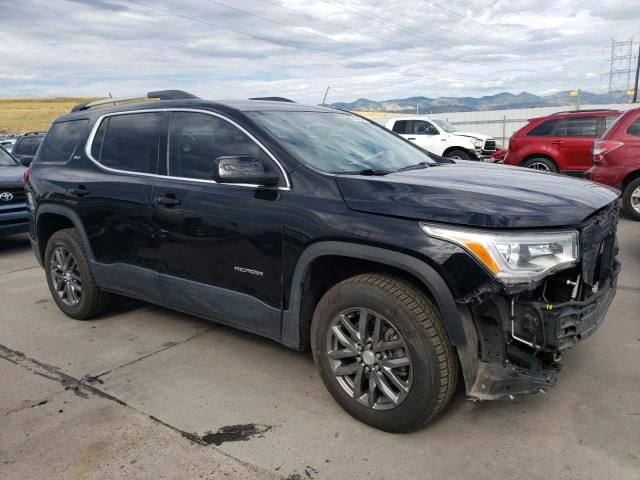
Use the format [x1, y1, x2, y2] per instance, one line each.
[396, 161, 433, 172]
[336, 168, 392, 176]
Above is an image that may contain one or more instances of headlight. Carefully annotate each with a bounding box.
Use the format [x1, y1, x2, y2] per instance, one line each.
[472, 138, 483, 148]
[420, 223, 579, 284]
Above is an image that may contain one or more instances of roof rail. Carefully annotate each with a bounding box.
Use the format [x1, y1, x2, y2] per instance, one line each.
[248, 96, 295, 103]
[22, 131, 47, 136]
[70, 90, 200, 113]
[551, 108, 619, 115]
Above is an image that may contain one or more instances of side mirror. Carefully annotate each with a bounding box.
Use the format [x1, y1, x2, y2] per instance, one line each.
[212, 155, 280, 187]
[19, 157, 32, 167]
[426, 127, 439, 135]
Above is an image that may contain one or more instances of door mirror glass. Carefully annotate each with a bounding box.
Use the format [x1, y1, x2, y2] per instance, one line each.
[213, 155, 280, 186]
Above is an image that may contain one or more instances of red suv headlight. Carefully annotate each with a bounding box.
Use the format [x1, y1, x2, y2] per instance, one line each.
[593, 140, 623, 163]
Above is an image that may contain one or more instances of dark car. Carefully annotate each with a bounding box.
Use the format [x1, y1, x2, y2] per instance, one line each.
[12, 131, 46, 166]
[586, 107, 640, 220]
[502, 109, 621, 175]
[25, 90, 620, 432]
[0, 146, 29, 236]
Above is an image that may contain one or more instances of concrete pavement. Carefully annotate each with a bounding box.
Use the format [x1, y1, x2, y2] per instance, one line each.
[1, 220, 639, 480]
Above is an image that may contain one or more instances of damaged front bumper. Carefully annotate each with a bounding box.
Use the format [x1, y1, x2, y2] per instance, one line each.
[459, 205, 620, 400]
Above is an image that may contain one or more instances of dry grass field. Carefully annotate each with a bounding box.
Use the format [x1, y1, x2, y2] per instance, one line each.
[0, 98, 95, 133]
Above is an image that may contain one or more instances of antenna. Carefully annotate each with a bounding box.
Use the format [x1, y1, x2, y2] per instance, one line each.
[321, 86, 330, 106]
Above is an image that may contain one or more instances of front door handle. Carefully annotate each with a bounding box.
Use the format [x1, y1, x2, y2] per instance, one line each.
[67, 187, 89, 197]
[154, 196, 180, 207]
[550, 140, 564, 145]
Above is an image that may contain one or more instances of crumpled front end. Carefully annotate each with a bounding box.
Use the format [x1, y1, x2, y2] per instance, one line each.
[461, 204, 620, 400]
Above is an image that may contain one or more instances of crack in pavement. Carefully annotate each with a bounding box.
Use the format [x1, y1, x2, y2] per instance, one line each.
[0, 265, 40, 276]
[0, 340, 279, 478]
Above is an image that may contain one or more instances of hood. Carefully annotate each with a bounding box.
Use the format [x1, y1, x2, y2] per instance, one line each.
[0, 164, 25, 188]
[451, 131, 493, 141]
[335, 161, 619, 228]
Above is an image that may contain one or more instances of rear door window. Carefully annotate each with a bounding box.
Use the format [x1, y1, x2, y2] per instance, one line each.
[391, 120, 408, 134]
[527, 119, 566, 136]
[565, 117, 598, 137]
[37, 120, 88, 163]
[92, 112, 164, 174]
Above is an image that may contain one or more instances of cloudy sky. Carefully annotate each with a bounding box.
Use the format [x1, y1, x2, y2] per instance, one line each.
[0, 0, 638, 103]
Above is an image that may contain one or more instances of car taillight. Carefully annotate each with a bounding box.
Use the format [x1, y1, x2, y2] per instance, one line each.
[23, 167, 30, 186]
[508, 137, 516, 151]
[592, 140, 623, 163]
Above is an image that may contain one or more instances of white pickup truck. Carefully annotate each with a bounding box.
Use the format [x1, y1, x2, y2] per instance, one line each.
[385, 117, 496, 160]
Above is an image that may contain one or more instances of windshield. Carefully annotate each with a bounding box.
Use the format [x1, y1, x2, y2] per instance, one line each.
[431, 119, 458, 133]
[0, 147, 17, 166]
[248, 111, 436, 173]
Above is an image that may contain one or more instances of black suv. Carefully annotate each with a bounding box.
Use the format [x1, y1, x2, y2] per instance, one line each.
[12, 131, 46, 166]
[25, 90, 620, 432]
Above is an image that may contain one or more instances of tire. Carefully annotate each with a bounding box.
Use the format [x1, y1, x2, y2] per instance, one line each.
[310, 274, 458, 432]
[521, 157, 558, 173]
[44, 228, 112, 320]
[444, 149, 472, 160]
[622, 178, 640, 221]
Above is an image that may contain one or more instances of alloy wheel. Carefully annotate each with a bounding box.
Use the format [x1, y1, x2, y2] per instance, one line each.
[326, 307, 413, 410]
[632, 185, 640, 214]
[527, 161, 551, 172]
[50, 246, 82, 306]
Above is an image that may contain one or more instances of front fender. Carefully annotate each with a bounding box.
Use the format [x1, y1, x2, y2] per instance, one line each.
[281, 241, 469, 350]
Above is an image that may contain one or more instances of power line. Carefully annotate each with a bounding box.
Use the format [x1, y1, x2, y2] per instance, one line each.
[121, 0, 463, 84]
[202, 0, 472, 78]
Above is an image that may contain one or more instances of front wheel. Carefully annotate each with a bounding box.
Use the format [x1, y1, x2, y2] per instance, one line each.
[311, 274, 458, 432]
[444, 149, 472, 160]
[622, 178, 640, 221]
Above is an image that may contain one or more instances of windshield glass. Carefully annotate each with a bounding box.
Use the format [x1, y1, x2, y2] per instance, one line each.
[432, 119, 458, 133]
[248, 111, 436, 173]
[0, 147, 17, 166]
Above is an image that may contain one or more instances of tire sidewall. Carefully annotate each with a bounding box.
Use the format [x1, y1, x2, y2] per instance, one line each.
[622, 179, 640, 221]
[445, 149, 471, 160]
[311, 280, 441, 432]
[44, 230, 94, 318]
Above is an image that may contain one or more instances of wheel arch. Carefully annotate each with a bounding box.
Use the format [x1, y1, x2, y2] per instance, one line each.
[442, 146, 474, 158]
[35, 205, 94, 264]
[622, 169, 640, 190]
[281, 242, 469, 352]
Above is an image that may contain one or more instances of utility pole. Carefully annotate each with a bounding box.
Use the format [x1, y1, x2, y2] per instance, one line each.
[321, 86, 330, 106]
[633, 43, 640, 103]
[602, 38, 636, 102]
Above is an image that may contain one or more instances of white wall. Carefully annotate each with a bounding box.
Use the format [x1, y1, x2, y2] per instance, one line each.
[364, 103, 638, 146]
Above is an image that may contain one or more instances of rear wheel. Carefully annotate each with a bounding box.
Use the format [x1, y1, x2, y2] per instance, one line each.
[311, 274, 458, 432]
[622, 178, 640, 221]
[444, 149, 472, 160]
[521, 157, 558, 173]
[44, 228, 112, 319]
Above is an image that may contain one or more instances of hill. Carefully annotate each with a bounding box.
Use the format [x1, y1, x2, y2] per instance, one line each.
[330, 90, 630, 113]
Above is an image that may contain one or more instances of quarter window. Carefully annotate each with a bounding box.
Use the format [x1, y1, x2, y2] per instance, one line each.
[168, 112, 274, 182]
[628, 118, 640, 137]
[92, 112, 163, 174]
[565, 117, 598, 137]
[37, 120, 88, 163]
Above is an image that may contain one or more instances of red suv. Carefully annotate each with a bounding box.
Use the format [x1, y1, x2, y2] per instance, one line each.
[503, 110, 621, 175]
[586, 107, 640, 220]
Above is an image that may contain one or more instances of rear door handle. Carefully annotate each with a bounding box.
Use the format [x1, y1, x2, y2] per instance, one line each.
[407, 137, 416, 140]
[67, 187, 89, 197]
[154, 196, 180, 207]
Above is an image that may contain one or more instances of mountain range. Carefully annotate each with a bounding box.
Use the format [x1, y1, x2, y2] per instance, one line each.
[329, 90, 631, 113]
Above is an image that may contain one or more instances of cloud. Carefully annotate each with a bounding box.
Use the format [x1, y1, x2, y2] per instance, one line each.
[0, 0, 637, 102]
